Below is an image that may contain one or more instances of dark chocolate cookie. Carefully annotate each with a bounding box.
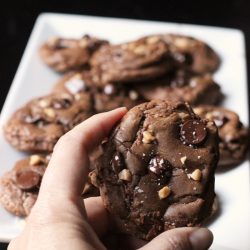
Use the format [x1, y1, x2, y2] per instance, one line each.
[194, 105, 249, 167]
[53, 71, 145, 112]
[90, 37, 173, 86]
[39, 35, 108, 72]
[135, 71, 223, 106]
[4, 92, 93, 152]
[96, 100, 219, 240]
[159, 34, 220, 74]
[0, 154, 49, 216]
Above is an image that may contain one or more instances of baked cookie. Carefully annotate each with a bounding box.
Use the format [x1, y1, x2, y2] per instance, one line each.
[194, 105, 249, 167]
[53, 71, 145, 112]
[0, 154, 49, 216]
[96, 100, 219, 240]
[39, 35, 108, 72]
[90, 37, 173, 86]
[135, 71, 223, 106]
[4, 92, 93, 152]
[159, 34, 220, 74]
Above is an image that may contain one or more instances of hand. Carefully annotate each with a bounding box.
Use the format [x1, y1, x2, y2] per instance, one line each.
[8, 108, 213, 250]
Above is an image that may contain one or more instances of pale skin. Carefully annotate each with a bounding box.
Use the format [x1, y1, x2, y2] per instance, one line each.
[8, 108, 213, 250]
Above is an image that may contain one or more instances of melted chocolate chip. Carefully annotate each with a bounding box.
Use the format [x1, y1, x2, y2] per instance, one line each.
[148, 156, 170, 175]
[111, 152, 124, 173]
[181, 120, 207, 145]
[16, 170, 41, 191]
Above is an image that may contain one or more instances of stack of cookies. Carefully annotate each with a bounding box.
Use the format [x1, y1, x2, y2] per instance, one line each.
[0, 32, 248, 239]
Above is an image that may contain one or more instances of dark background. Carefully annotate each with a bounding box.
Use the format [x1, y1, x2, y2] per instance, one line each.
[0, 0, 249, 248]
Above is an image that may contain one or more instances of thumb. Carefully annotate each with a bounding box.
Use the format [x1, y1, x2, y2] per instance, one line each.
[139, 227, 213, 250]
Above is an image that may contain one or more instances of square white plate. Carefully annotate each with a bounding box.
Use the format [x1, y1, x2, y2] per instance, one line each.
[0, 13, 249, 249]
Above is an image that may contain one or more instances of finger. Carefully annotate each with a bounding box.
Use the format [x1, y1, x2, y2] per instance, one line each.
[39, 107, 127, 198]
[84, 197, 111, 237]
[139, 227, 213, 250]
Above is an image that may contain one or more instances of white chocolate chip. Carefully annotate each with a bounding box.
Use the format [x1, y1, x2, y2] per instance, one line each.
[129, 90, 139, 100]
[205, 112, 213, 121]
[44, 108, 56, 118]
[29, 155, 42, 166]
[147, 36, 160, 44]
[190, 169, 202, 181]
[142, 131, 155, 144]
[158, 186, 171, 199]
[178, 112, 188, 119]
[180, 156, 187, 165]
[38, 99, 50, 108]
[118, 169, 132, 182]
[133, 45, 146, 55]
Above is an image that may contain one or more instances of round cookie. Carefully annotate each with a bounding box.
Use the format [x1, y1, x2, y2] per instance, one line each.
[0, 154, 49, 216]
[194, 105, 249, 167]
[39, 35, 108, 72]
[96, 100, 219, 240]
[90, 37, 173, 86]
[159, 34, 220, 74]
[4, 92, 93, 152]
[53, 71, 145, 112]
[135, 71, 223, 106]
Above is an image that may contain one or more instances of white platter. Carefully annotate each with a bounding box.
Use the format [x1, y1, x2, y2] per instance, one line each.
[0, 13, 249, 249]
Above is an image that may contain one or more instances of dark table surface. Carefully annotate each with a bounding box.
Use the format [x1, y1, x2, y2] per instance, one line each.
[0, 0, 249, 249]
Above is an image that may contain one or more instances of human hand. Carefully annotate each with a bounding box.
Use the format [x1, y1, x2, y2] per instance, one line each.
[8, 108, 213, 250]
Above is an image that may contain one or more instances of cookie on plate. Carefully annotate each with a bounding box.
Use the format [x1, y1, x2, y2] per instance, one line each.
[39, 35, 108, 72]
[0, 154, 49, 216]
[135, 71, 223, 106]
[4, 92, 93, 152]
[194, 105, 249, 167]
[96, 100, 219, 240]
[159, 34, 220, 74]
[53, 71, 145, 112]
[90, 37, 173, 86]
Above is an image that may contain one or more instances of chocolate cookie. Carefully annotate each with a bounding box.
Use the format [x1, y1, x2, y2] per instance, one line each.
[53, 71, 145, 112]
[194, 106, 249, 167]
[159, 34, 220, 74]
[90, 37, 173, 86]
[135, 71, 223, 106]
[4, 92, 93, 152]
[96, 100, 219, 240]
[39, 35, 108, 72]
[0, 154, 49, 216]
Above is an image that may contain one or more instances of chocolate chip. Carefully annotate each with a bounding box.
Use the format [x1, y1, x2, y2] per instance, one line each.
[181, 120, 207, 145]
[111, 152, 124, 173]
[16, 170, 41, 191]
[104, 84, 117, 95]
[148, 156, 169, 175]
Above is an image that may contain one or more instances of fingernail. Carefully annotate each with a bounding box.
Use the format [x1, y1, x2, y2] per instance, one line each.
[189, 228, 213, 250]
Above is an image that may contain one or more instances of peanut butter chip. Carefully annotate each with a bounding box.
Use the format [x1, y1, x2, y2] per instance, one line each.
[29, 155, 42, 166]
[44, 108, 56, 118]
[133, 45, 146, 55]
[38, 99, 50, 108]
[16, 170, 41, 190]
[181, 120, 207, 145]
[190, 169, 202, 181]
[142, 131, 155, 144]
[118, 169, 132, 182]
[158, 186, 171, 199]
[129, 90, 139, 100]
[180, 156, 187, 165]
